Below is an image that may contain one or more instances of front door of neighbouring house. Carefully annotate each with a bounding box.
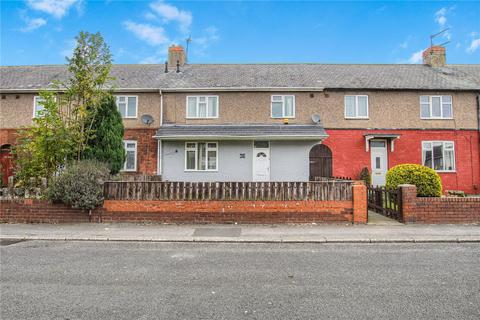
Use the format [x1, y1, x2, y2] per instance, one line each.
[253, 141, 270, 181]
[370, 140, 388, 186]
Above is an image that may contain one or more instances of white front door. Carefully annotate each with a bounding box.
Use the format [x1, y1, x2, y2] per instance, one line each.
[253, 141, 270, 181]
[370, 140, 388, 187]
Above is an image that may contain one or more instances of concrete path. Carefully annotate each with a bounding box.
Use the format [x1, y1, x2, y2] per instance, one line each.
[1, 223, 479, 243]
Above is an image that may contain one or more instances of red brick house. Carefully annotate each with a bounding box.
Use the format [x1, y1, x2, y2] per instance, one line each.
[1, 45, 479, 193]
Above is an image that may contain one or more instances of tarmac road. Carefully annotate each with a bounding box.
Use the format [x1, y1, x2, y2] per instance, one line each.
[1, 241, 479, 319]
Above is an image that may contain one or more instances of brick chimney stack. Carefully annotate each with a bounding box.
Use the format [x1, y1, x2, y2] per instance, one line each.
[423, 46, 446, 67]
[168, 45, 185, 68]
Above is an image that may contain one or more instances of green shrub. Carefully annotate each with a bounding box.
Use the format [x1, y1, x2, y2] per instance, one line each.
[47, 160, 110, 210]
[358, 167, 371, 186]
[386, 164, 442, 197]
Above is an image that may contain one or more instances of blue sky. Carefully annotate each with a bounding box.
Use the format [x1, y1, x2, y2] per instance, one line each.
[1, 1, 479, 66]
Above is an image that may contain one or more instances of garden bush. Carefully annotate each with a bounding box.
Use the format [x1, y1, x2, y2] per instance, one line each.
[386, 164, 442, 197]
[358, 167, 371, 186]
[47, 160, 110, 210]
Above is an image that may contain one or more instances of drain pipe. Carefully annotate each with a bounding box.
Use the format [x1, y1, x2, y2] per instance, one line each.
[157, 89, 163, 176]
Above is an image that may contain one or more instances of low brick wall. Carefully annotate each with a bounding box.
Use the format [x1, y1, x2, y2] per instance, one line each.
[0, 199, 96, 223]
[401, 185, 480, 224]
[101, 200, 354, 224]
[1, 184, 367, 224]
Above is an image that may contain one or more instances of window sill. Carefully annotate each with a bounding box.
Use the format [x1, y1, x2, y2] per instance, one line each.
[184, 170, 218, 172]
[344, 117, 369, 120]
[186, 117, 219, 120]
[122, 117, 138, 120]
[420, 118, 454, 120]
[271, 116, 295, 119]
[434, 170, 456, 173]
[121, 169, 137, 172]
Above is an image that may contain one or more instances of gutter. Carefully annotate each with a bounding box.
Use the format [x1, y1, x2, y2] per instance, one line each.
[153, 135, 329, 141]
[0, 88, 160, 94]
[159, 87, 325, 92]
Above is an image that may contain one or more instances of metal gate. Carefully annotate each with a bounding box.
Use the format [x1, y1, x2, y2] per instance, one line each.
[367, 186, 403, 221]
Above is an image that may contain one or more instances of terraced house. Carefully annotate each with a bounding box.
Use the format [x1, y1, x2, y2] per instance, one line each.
[1, 45, 479, 193]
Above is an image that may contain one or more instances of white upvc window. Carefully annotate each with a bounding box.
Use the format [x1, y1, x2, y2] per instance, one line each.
[115, 96, 138, 118]
[422, 141, 455, 172]
[123, 140, 137, 171]
[33, 96, 45, 118]
[271, 95, 295, 118]
[344, 95, 369, 119]
[186, 96, 219, 119]
[420, 95, 453, 119]
[185, 142, 218, 171]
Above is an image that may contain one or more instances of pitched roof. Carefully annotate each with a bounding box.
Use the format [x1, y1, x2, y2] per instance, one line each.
[155, 124, 328, 140]
[1, 63, 479, 91]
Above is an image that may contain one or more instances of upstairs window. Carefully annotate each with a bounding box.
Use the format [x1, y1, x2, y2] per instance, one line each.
[123, 140, 137, 171]
[422, 141, 455, 172]
[344, 95, 368, 119]
[116, 96, 137, 118]
[33, 96, 45, 118]
[271, 95, 295, 118]
[420, 95, 452, 119]
[185, 142, 218, 171]
[186, 96, 218, 118]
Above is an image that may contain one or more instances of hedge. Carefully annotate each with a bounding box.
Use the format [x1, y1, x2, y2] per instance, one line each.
[386, 164, 442, 197]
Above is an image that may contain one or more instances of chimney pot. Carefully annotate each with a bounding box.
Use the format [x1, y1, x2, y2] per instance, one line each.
[422, 46, 446, 67]
[164, 61, 168, 73]
[168, 45, 185, 68]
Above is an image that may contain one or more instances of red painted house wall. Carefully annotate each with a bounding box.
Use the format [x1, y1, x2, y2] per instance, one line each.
[323, 129, 480, 194]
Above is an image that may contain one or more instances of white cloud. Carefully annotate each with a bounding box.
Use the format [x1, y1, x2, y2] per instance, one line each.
[467, 38, 480, 54]
[435, 7, 448, 27]
[123, 21, 169, 46]
[149, 1, 192, 33]
[26, 0, 81, 19]
[20, 17, 47, 32]
[408, 50, 423, 64]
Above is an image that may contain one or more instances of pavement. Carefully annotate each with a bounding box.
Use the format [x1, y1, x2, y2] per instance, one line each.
[1, 241, 479, 319]
[1, 220, 479, 243]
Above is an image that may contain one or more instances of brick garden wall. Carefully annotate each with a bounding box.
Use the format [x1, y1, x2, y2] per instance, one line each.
[0, 199, 97, 223]
[101, 200, 354, 224]
[0, 184, 367, 224]
[401, 185, 480, 224]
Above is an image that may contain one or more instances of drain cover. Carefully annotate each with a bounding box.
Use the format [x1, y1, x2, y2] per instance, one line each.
[193, 228, 241, 237]
[0, 239, 27, 246]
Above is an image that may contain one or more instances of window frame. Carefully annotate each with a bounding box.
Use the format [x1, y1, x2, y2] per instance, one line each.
[115, 95, 138, 119]
[33, 95, 54, 118]
[421, 140, 456, 172]
[344, 95, 369, 119]
[419, 95, 453, 120]
[123, 140, 137, 172]
[185, 96, 219, 119]
[184, 142, 218, 172]
[270, 95, 296, 119]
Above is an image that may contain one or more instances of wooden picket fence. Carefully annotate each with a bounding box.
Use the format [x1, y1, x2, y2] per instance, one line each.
[103, 180, 354, 201]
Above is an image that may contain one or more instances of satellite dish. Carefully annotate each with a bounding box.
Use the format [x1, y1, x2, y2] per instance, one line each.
[141, 114, 155, 126]
[311, 114, 321, 124]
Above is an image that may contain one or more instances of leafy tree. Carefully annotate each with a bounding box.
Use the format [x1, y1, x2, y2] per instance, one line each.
[14, 91, 75, 186]
[14, 31, 115, 186]
[61, 31, 113, 159]
[84, 95, 126, 174]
